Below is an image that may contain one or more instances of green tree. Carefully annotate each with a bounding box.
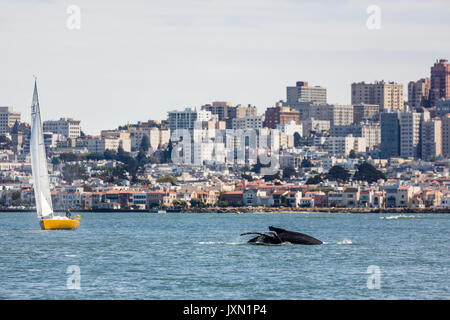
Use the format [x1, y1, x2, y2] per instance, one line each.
[349, 149, 357, 159]
[301, 158, 313, 168]
[327, 165, 351, 182]
[282, 166, 297, 180]
[139, 135, 150, 152]
[306, 174, 323, 185]
[353, 162, 386, 183]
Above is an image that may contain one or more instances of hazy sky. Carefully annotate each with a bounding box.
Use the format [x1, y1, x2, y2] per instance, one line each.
[1, 0, 449, 134]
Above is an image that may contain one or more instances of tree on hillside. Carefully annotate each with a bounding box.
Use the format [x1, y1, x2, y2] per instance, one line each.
[139, 135, 150, 152]
[353, 162, 386, 183]
[327, 165, 351, 182]
[306, 174, 323, 185]
[282, 166, 298, 180]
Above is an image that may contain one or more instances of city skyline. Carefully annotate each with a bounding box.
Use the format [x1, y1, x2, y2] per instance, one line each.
[1, 0, 449, 134]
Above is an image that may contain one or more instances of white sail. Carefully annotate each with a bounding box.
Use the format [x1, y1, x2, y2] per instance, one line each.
[30, 80, 54, 219]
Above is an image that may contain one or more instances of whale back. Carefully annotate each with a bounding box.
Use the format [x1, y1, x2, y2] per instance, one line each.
[269, 226, 323, 245]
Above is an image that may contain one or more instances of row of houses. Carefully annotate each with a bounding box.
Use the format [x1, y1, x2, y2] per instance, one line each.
[4, 179, 450, 210]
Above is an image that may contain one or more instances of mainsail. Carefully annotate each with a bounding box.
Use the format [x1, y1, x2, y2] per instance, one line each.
[30, 80, 54, 219]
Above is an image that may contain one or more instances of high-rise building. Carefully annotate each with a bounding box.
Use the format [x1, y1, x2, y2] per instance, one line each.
[421, 117, 442, 160]
[286, 81, 327, 105]
[0, 106, 21, 134]
[43, 118, 81, 139]
[351, 81, 404, 111]
[408, 78, 431, 109]
[380, 112, 401, 158]
[430, 59, 450, 106]
[442, 114, 450, 158]
[400, 111, 428, 158]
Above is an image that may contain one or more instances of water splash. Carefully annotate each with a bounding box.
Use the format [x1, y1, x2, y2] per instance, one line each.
[336, 239, 353, 245]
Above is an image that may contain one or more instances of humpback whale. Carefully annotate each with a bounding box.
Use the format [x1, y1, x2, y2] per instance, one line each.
[241, 226, 323, 245]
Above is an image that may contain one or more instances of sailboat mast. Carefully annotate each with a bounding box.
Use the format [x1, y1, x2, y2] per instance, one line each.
[30, 79, 54, 219]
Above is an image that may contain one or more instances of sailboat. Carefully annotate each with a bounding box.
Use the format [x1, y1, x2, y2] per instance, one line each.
[30, 79, 80, 230]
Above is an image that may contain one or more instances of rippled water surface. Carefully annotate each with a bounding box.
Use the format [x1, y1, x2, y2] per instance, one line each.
[0, 212, 449, 299]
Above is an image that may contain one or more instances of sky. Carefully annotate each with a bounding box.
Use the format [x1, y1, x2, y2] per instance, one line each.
[1, 0, 449, 135]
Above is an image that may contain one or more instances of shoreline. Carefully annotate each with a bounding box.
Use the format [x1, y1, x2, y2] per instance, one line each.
[1, 207, 449, 214]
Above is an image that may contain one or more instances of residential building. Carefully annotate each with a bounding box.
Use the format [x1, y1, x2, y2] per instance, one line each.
[231, 116, 264, 130]
[400, 111, 427, 158]
[442, 114, 450, 157]
[351, 81, 404, 111]
[353, 103, 380, 123]
[43, 118, 81, 139]
[168, 108, 212, 131]
[0, 106, 21, 134]
[263, 105, 300, 129]
[328, 135, 367, 156]
[408, 78, 431, 109]
[436, 99, 450, 117]
[430, 59, 450, 106]
[421, 117, 442, 160]
[300, 118, 330, 137]
[381, 111, 401, 158]
[286, 81, 327, 105]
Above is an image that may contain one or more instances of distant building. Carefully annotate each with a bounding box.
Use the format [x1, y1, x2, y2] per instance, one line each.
[441, 114, 450, 157]
[430, 59, 450, 106]
[330, 122, 380, 149]
[400, 111, 428, 158]
[436, 99, 450, 117]
[351, 81, 404, 111]
[0, 106, 21, 134]
[167, 108, 212, 131]
[421, 117, 442, 160]
[310, 104, 354, 126]
[408, 78, 431, 109]
[263, 105, 300, 129]
[43, 118, 81, 139]
[353, 103, 380, 123]
[380, 112, 401, 158]
[328, 135, 367, 156]
[286, 81, 327, 105]
[300, 118, 330, 137]
[231, 115, 264, 130]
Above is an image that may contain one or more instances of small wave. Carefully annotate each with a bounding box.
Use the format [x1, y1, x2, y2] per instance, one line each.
[337, 239, 353, 245]
[198, 241, 244, 245]
[380, 215, 417, 220]
[64, 254, 78, 257]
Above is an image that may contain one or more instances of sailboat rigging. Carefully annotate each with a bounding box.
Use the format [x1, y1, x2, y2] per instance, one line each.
[30, 79, 80, 230]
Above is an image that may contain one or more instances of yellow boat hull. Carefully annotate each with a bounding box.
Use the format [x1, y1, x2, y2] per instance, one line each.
[39, 215, 80, 230]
